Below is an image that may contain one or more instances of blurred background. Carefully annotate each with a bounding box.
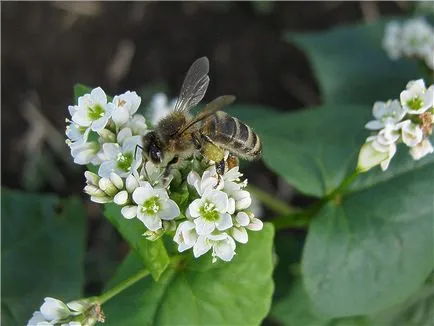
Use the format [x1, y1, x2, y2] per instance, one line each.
[2, 1, 407, 297]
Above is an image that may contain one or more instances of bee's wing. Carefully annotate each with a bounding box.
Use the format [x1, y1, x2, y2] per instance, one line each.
[173, 57, 210, 113]
[175, 95, 236, 136]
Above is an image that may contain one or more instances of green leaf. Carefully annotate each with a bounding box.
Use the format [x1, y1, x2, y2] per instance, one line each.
[251, 105, 370, 197]
[103, 203, 169, 280]
[271, 280, 329, 326]
[103, 223, 275, 326]
[1, 189, 86, 325]
[369, 276, 434, 326]
[302, 161, 434, 318]
[248, 104, 434, 197]
[288, 18, 420, 105]
[74, 83, 93, 103]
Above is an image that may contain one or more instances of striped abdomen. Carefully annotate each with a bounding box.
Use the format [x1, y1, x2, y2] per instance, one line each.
[203, 111, 262, 160]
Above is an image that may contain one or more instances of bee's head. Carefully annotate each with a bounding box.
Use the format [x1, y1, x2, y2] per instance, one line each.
[142, 131, 164, 164]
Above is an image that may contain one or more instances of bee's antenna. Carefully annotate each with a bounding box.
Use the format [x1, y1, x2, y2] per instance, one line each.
[134, 144, 145, 160]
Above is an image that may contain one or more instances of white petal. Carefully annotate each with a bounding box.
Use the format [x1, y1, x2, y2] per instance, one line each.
[132, 182, 153, 204]
[98, 161, 116, 178]
[236, 211, 250, 227]
[91, 115, 110, 131]
[247, 217, 264, 231]
[216, 213, 233, 231]
[188, 199, 202, 218]
[206, 190, 228, 212]
[121, 205, 137, 219]
[187, 171, 200, 187]
[137, 211, 162, 231]
[109, 172, 124, 189]
[103, 143, 121, 160]
[235, 190, 252, 210]
[213, 236, 236, 262]
[159, 199, 180, 220]
[114, 190, 129, 205]
[227, 198, 236, 215]
[193, 236, 212, 258]
[410, 139, 434, 160]
[232, 227, 248, 243]
[40, 297, 70, 321]
[365, 120, 384, 130]
[126, 174, 139, 193]
[91, 87, 107, 104]
[112, 108, 129, 126]
[194, 217, 215, 235]
[117, 127, 133, 144]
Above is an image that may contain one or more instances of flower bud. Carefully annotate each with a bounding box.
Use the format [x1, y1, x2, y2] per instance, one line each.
[121, 205, 137, 219]
[90, 195, 112, 204]
[113, 190, 129, 205]
[98, 128, 116, 143]
[84, 171, 100, 186]
[40, 297, 71, 321]
[162, 220, 176, 232]
[357, 141, 389, 173]
[109, 172, 124, 189]
[98, 178, 118, 197]
[143, 229, 164, 241]
[84, 185, 106, 197]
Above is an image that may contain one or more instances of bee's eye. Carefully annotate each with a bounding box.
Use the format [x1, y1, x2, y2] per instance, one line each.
[149, 143, 162, 163]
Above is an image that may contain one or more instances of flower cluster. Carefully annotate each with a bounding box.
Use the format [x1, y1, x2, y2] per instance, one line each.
[383, 17, 434, 70]
[174, 165, 263, 263]
[27, 297, 104, 326]
[358, 79, 434, 172]
[65, 88, 263, 263]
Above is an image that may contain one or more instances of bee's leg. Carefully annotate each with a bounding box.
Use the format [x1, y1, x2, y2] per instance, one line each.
[216, 159, 225, 175]
[162, 156, 179, 187]
[134, 144, 145, 160]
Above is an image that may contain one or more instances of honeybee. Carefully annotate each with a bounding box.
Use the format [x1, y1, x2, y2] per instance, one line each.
[142, 57, 262, 176]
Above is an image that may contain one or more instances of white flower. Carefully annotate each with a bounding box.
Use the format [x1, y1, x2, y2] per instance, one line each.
[111, 91, 141, 126]
[383, 21, 402, 60]
[98, 129, 142, 178]
[365, 100, 406, 130]
[400, 79, 434, 114]
[188, 189, 233, 235]
[397, 120, 424, 147]
[174, 220, 198, 252]
[193, 233, 236, 263]
[39, 297, 71, 321]
[187, 168, 222, 196]
[127, 114, 148, 136]
[400, 18, 433, 58]
[69, 141, 101, 165]
[149, 93, 176, 126]
[71, 87, 113, 132]
[27, 311, 51, 325]
[132, 182, 180, 231]
[357, 136, 396, 172]
[230, 211, 263, 243]
[410, 138, 434, 160]
[142, 161, 166, 187]
[65, 120, 90, 145]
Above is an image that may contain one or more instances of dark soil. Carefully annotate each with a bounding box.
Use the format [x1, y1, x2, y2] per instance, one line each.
[1, 1, 404, 294]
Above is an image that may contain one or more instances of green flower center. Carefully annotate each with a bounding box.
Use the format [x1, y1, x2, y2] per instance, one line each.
[88, 104, 105, 120]
[141, 196, 161, 215]
[116, 152, 133, 172]
[407, 97, 423, 110]
[199, 201, 219, 221]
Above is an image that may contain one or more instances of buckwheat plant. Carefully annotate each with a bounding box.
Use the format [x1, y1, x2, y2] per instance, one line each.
[383, 17, 434, 70]
[358, 78, 434, 172]
[27, 87, 263, 325]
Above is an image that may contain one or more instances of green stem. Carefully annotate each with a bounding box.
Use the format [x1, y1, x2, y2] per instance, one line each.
[325, 170, 360, 201]
[271, 170, 361, 231]
[246, 184, 295, 216]
[97, 268, 150, 305]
